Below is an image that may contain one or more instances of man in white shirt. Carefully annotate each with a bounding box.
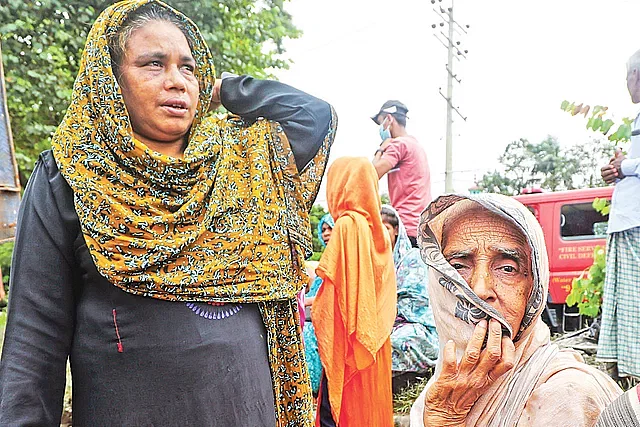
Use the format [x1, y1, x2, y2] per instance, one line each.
[596, 49, 640, 380]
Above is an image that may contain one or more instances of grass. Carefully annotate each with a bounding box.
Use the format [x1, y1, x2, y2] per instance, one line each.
[0, 309, 6, 354]
[62, 365, 73, 425]
[393, 374, 431, 415]
[582, 353, 640, 391]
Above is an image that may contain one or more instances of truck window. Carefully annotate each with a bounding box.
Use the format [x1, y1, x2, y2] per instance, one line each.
[560, 202, 609, 240]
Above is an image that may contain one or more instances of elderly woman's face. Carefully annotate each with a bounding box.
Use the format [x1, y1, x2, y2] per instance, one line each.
[442, 209, 534, 334]
[118, 20, 199, 151]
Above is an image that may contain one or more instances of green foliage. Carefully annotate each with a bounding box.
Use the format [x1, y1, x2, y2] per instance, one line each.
[0, 241, 13, 287]
[560, 100, 632, 146]
[477, 137, 612, 195]
[476, 171, 518, 196]
[593, 197, 611, 216]
[309, 204, 328, 256]
[566, 246, 606, 318]
[309, 252, 322, 262]
[0, 0, 300, 181]
[480, 100, 636, 196]
[381, 193, 390, 205]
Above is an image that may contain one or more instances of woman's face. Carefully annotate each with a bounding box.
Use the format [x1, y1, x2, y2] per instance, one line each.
[118, 20, 199, 153]
[321, 222, 333, 245]
[382, 217, 398, 248]
[442, 209, 533, 335]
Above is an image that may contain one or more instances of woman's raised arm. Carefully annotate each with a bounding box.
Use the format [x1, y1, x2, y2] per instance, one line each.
[220, 75, 332, 171]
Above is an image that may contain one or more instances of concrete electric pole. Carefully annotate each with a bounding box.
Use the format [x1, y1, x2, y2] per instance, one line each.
[432, 0, 469, 194]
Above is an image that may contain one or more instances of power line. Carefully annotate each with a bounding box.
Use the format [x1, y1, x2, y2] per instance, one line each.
[431, 0, 470, 194]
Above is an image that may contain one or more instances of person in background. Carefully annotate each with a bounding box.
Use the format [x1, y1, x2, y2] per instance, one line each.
[597, 48, 640, 382]
[380, 205, 438, 393]
[303, 213, 334, 396]
[314, 157, 396, 426]
[371, 100, 431, 245]
[0, 1, 336, 425]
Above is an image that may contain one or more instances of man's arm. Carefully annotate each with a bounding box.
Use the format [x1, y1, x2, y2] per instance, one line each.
[373, 149, 394, 179]
[621, 157, 640, 178]
[372, 139, 399, 179]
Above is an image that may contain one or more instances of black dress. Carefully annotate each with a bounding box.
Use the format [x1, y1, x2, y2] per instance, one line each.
[0, 76, 332, 426]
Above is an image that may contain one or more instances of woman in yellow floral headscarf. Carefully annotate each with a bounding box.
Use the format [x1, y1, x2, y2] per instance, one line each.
[0, 1, 336, 425]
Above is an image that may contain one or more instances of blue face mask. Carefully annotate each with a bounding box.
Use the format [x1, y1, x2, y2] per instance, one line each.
[379, 119, 391, 141]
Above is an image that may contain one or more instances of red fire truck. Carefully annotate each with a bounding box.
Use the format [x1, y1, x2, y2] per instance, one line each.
[513, 186, 613, 331]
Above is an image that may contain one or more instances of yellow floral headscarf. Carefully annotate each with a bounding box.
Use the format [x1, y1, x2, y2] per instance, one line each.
[51, 1, 336, 425]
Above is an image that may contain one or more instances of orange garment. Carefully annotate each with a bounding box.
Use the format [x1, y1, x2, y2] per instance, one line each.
[314, 157, 397, 426]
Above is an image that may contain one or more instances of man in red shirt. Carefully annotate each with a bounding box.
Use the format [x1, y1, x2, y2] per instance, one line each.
[372, 100, 432, 246]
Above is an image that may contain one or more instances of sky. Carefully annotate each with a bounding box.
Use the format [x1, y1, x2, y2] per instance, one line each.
[275, 0, 640, 206]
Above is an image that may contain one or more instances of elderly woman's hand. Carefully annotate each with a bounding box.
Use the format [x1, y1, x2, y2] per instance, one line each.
[423, 319, 516, 426]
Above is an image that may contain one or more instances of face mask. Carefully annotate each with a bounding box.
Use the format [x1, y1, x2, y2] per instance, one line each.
[379, 118, 391, 141]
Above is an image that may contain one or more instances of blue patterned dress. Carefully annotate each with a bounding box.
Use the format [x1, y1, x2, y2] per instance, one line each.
[384, 206, 439, 374]
[304, 276, 323, 394]
[303, 214, 334, 394]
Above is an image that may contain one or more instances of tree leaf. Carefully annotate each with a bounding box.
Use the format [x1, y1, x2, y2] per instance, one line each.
[0, 0, 301, 183]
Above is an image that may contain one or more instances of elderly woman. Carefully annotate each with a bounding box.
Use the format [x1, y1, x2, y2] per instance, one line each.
[314, 157, 396, 426]
[410, 194, 621, 427]
[0, 1, 336, 425]
[381, 205, 438, 391]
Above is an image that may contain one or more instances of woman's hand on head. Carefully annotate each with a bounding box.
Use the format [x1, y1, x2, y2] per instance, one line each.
[423, 319, 516, 426]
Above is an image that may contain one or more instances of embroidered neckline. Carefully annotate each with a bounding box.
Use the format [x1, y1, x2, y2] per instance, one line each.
[184, 302, 243, 320]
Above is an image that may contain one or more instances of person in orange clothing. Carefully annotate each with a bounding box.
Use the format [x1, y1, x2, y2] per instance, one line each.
[313, 156, 397, 427]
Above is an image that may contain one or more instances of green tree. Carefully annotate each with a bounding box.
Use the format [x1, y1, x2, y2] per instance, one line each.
[560, 101, 632, 147]
[478, 136, 613, 195]
[476, 170, 521, 196]
[565, 138, 616, 188]
[0, 0, 300, 180]
[0, 241, 12, 289]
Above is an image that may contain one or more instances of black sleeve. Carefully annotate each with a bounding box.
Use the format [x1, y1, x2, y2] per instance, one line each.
[0, 151, 78, 425]
[220, 75, 332, 172]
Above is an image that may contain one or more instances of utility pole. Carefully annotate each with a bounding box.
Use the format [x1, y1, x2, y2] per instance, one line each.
[432, 0, 469, 194]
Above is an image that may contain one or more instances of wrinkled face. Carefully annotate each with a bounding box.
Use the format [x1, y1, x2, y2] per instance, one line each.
[118, 20, 199, 152]
[442, 208, 534, 335]
[321, 222, 333, 245]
